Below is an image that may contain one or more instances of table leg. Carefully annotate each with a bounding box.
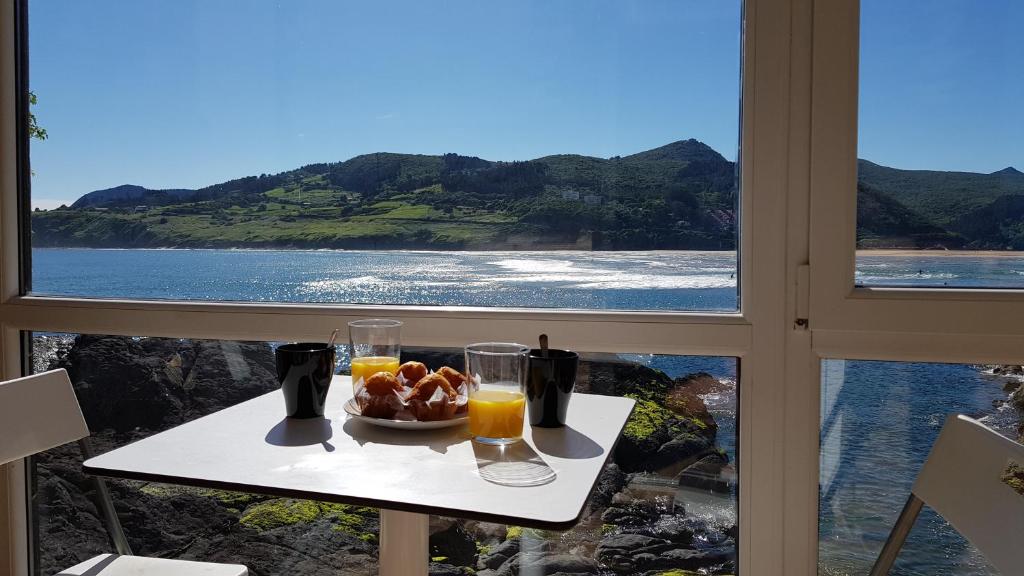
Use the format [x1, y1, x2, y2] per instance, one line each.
[378, 509, 429, 576]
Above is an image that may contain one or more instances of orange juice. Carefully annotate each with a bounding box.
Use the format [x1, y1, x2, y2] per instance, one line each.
[469, 389, 526, 440]
[351, 356, 400, 388]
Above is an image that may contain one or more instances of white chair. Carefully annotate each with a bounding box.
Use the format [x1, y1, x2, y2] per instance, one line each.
[870, 414, 1024, 575]
[0, 369, 248, 576]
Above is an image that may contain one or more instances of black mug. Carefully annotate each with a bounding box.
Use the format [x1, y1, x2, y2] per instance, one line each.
[527, 349, 578, 428]
[276, 343, 336, 418]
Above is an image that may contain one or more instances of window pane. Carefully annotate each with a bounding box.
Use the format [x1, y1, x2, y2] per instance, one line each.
[30, 333, 737, 575]
[27, 1, 741, 311]
[856, 1, 1024, 287]
[819, 359, 1021, 575]
[424, 353, 738, 575]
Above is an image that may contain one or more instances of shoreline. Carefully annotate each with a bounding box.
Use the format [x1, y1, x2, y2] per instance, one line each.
[31, 245, 1024, 256]
[858, 249, 1024, 258]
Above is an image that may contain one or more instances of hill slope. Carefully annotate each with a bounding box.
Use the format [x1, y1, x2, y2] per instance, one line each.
[31, 142, 1022, 250]
[33, 140, 738, 250]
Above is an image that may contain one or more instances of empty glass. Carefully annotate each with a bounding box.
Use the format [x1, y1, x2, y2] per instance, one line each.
[465, 342, 529, 445]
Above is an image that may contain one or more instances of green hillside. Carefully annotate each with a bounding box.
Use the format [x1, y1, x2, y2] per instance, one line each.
[857, 160, 1024, 226]
[34, 140, 737, 250]
[31, 142, 1023, 250]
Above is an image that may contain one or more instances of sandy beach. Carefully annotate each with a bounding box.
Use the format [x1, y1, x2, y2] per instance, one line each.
[858, 249, 1024, 258]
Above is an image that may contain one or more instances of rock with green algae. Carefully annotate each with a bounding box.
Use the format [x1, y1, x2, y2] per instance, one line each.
[616, 393, 719, 472]
[1002, 462, 1024, 495]
[239, 498, 376, 540]
[651, 565, 733, 569]
[139, 483, 265, 507]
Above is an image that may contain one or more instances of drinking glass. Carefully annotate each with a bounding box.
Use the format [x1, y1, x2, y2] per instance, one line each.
[348, 319, 402, 393]
[465, 342, 529, 445]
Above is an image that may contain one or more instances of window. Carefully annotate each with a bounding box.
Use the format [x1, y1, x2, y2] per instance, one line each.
[819, 359, 1017, 575]
[29, 333, 737, 576]
[855, 1, 1024, 288]
[27, 0, 742, 311]
[20, 0, 1024, 576]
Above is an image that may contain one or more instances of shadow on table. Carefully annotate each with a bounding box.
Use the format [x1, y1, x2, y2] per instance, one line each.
[473, 441, 557, 487]
[531, 425, 604, 460]
[265, 417, 335, 452]
[341, 418, 467, 454]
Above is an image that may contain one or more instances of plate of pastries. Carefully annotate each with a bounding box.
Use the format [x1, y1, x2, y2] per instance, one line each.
[344, 361, 470, 430]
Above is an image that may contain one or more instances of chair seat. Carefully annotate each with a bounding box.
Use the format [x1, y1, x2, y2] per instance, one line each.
[57, 554, 248, 576]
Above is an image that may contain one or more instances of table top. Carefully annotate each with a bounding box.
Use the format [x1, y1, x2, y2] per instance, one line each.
[84, 375, 634, 530]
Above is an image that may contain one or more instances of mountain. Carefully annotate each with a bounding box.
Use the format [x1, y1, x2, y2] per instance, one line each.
[857, 159, 1024, 227]
[70, 184, 196, 209]
[31, 142, 1023, 250]
[856, 182, 963, 248]
[32, 140, 738, 250]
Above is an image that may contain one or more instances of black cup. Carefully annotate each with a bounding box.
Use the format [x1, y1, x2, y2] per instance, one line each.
[527, 349, 579, 428]
[276, 343, 336, 419]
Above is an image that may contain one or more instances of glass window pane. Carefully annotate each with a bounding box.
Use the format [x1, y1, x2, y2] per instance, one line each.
[856, 1, 1024, 287]
[30, 333, 737, 575]
[27, 1, 742, 311]
[429, 353, 738, 576]
[819, 359, 1021, 575]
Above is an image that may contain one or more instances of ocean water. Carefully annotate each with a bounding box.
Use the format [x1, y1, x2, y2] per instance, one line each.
[858, 253, 1024, 288]
[31, 248, 738, 310]
[31, 248, 1022, 575]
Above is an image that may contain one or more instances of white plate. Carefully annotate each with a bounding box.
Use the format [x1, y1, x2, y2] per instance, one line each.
[343, 399, 468, 430]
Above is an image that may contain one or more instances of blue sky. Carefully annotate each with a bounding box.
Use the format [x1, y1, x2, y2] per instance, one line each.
[859, 0, 1023, 174]
[27, 0, 1022, 209]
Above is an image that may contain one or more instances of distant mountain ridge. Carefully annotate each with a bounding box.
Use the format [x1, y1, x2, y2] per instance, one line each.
[31, 140, 1024, 250]
[71, 184, 197, 209]
[856, 158, 1024, 249]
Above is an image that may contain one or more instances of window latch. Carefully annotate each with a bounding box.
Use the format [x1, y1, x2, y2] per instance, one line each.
[795, 263, 810, 330]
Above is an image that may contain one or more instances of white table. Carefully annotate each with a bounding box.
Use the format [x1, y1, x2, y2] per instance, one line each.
[84, 375, 634, 576]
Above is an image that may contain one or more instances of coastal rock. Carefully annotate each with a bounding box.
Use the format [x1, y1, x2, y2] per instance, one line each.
[597, 531, 731, 574]
[585, 463, 628, 510]
[646, 433, 715, 475]
[1012, 385, 1024, 411]
[580, 356, 674, 399]
[615, 408, 716, 473]
[644, 546, 734, 571]
[478, 538, 520, 570]
[596, 534, 672, 572]
[430, 562, 472, 576]
[59, 335, 279, 434]
[678, 452, 733, 493]
[430, 522, 478, 567]
[666, 372, 721, 431]
[483, 552, 601, 576]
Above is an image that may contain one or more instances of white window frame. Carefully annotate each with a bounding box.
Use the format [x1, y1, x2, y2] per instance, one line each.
[0, 1, 828, 575]
[808, 0, 1024, 365]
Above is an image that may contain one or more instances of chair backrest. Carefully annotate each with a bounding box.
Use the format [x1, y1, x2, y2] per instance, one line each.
[0, 369, 89, 466]
[912, 414, 1024, 575]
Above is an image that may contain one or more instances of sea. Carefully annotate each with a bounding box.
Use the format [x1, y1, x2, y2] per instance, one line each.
[31, 248, 1024, 576]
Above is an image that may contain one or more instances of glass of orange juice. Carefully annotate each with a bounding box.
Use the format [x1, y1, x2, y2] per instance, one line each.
[348, 319, 402, 394]
[465, 342, 529, 445]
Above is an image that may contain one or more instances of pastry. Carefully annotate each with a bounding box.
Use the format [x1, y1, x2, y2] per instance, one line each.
[357, 371, 403, 418]
[404, 373, 459, 421]
[404, 373, 456, 402]
[436, 366, 467, 391]
[397, 361, 428, 385]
